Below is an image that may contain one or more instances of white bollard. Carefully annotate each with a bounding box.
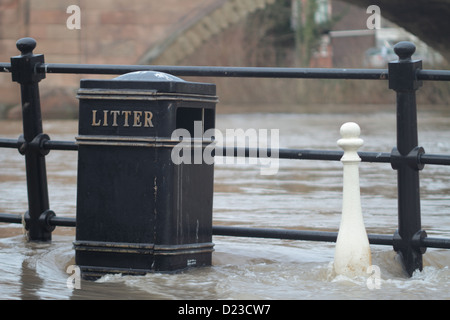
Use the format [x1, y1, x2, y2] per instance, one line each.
[333, 122, 372, 276]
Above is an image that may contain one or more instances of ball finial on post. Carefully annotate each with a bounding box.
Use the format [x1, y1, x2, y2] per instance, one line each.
[16, 37, 37, 56]
[334, 122, 372, 276]
[393, 41, 416, 62]
[337, 122, 363, 162]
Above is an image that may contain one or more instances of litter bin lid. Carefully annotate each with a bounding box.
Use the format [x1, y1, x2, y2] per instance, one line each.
[113, 71, 185, 82]
[79, 71, 216, 96]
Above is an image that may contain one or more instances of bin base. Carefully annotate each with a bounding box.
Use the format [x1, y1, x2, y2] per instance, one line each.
[74, 240, 214, 280]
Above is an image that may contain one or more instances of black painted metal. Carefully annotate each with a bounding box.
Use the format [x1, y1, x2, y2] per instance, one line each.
[3, 137, 450, 165]
[74, 71, 217, 278]
[2, 137, 450, 165]
[3, 211, 450, 250]
[1, 38, 450, 277]
[2, 62, 450, 81]
[388, 41, 426, 276]
[10, 38, 52, 241]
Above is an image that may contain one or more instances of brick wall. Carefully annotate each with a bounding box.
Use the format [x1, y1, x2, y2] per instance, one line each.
[0, 0, 380, 118]
[0, 0, 222, 118]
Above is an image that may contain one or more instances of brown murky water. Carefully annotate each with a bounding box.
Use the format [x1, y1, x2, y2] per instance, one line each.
[0, 105, 449, 299]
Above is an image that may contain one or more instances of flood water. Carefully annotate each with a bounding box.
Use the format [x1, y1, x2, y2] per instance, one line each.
[0, 104, 449, 300]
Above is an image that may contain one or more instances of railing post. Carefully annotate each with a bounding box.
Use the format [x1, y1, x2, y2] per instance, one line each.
[10, 38, 53, 241]
[389, 41, 427, 276]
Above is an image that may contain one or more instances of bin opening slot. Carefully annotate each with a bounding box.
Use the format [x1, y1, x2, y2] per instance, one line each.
[176, 108, 214, 137]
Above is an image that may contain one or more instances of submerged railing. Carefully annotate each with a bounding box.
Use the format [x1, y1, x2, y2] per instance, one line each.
[1, 38, 450, 277]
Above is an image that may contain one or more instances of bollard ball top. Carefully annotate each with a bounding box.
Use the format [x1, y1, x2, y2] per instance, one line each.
[16, 37, 37, 56]
[340, 122, 360, 139]
[338, 122, 363, 160]
[394, 41, 416, 61]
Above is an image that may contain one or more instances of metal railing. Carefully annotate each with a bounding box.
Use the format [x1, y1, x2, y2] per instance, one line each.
[1, 38, 450, 277]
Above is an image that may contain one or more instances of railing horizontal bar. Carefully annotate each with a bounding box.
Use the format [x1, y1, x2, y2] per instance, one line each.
[213, 225, 394, 245]
[0, 138, 80, 150]
[50, 216, 76, 227]
[223, 147, 392, 163]
[0, 63, 11, 72]
[420, 153, 450, 166]
[278, 148, 343, 161]
[213, 226, 450, 249]
[422, 236, 450, 249]
[3, 138, 450, 165]
[213, 225, 338, 242]
[36, 64, 390, 79]
[43, 140, 78, 151]
[0, 213, 448, 248]
[0, 138, 20, 148]
[417, 70, 450, 81]
[360, 151, 393, 163]
[0, 213, 76, 227]
[221, 147, 344, 161]
[0, 213, 23, 224]
[3, 62, 450, 81]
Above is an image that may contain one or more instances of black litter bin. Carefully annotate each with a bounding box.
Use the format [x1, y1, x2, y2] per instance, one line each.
[73, 71, 217, 279]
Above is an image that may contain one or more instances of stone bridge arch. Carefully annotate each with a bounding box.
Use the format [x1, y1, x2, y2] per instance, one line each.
[142, 0, 450, 65]
[342, 0, 450, 63]
[138, 0, 276, 65]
